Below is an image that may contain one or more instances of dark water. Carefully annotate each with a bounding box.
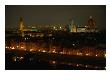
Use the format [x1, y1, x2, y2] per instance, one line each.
[5, 50, 106, 70]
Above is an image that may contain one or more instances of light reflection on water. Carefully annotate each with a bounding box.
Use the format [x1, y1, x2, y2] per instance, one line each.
[6, 49, 106, 70]
[10, 55, 105, 70]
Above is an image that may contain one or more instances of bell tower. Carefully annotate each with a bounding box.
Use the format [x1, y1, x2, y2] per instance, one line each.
[19, 17, 25, 31]
[19, 17, 25, 36]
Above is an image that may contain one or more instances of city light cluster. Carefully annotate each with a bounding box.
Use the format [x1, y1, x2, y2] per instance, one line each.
[5, 41, 105, 57]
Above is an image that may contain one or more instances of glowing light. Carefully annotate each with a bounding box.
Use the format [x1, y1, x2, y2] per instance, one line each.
[24, 37, 29, 40]
[52, 61, 56, 64]
[85, 65, 88, 68]
[60, 52, 63, 54]
[38, 50, 41, 52]
[86, 53, 90, 56]
[52, 49, 56, 53]
[21, 46, 24, 49]
[48, 34, 52, 36]
[42, 50, 46, 52]
[13, 57, 16, 62]
[76, 64, 79, 67]
[19, 57, 24, 60]
[77, 52, 82, 56]
[79, 53, 82, 56]
[14, 58, 16, 62]
[17, 46, 19, 48]
[11, 47, 15, 49]
[5, 46, 9, 48]
[95, 54, 98, 57]
[53, 26, 56, 29]
[72, 43, 75, 46]
[32, 26, 36, 28]
[30, 49, 34, 51]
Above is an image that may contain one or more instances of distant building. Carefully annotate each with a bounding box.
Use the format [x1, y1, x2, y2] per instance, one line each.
[68, 16, 98, 33]
[77, 26, 86, 32]
[86, 16, 99, 32]
[87, 16, 96, 28]
[68, 19, 77, 32]
[19, 16, 99, 36]
[19, 17, 67, 37]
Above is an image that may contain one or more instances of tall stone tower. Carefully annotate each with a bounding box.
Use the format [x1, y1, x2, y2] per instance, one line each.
[19, 17, 25, 31]
[69, 19, 77, 32]
[19, 17, 25, 36]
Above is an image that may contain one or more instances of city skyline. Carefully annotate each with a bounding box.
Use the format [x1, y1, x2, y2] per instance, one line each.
[5, 5, 106, 30]
[5, 5, 106, 70]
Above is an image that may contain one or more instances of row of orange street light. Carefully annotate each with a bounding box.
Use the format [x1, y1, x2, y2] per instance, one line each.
[5, 44, 106, 57]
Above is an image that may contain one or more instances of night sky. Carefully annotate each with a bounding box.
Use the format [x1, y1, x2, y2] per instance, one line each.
[5, 5, 106, 30]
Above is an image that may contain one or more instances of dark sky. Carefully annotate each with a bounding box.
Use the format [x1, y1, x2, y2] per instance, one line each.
[5, 5, 106, 30]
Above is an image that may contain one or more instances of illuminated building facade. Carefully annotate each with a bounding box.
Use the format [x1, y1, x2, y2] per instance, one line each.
[77, 26, 86, 32]
[19, 17, 43, 37]
[68, 16, 98, 33]
[19, 16, 98, 36]
[19, 17, 67, 37]
[68, 19, 77, 32]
